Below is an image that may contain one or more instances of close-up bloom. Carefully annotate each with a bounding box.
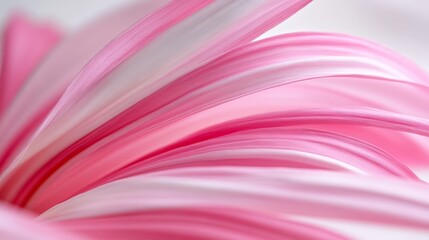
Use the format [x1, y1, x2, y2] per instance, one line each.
[1, 0, 429, 239]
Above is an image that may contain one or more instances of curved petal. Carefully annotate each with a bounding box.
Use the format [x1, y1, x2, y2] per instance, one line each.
[6, 32, 429, 211]
[40, 167, 429, 232]
[24, 105, 429, 212]
[0, 1, 312, 208]
[105, 127, 417, 180]
[0, 203, 82, 239]
[0, 0, 171, 169]
[17, 0, 311, 167]
[0, 13, 60, 116]
[58, 207, 348, 240]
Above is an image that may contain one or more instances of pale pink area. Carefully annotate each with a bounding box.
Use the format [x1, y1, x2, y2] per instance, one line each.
[47, 0, 212, 118]
[59, 207, 348, 240]
[0, 13, 60, 115]
[41, 167, 429, 229]
[0, 203, 82, 239]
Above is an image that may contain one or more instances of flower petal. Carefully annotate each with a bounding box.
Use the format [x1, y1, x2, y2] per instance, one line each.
[58, 207, 348, 240]
[0, 0, 170, 169]
[19, 0, 311, 167]
[0, 13, 60, 116]
[0, 0, 312, 209]
[0, 203, 82, 239]
[25, 106, 429, 212]
[106, 127, 417, 180]
[40, 167, 429, 232]
[7, 32, 429, 212]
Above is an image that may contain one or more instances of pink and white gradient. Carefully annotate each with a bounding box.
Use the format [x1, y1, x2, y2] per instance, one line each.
[1, 1, 429, 239]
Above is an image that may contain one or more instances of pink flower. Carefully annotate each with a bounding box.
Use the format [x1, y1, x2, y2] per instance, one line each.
[1, 0, 429, 239]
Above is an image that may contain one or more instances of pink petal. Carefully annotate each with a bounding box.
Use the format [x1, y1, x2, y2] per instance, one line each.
[23, 0, 311, 166]
[58, 207, 348, 240]
[0, 2, 428, 239]
[0, 203, 82, 239]
[107, 127, 417, 180]
[40, 167, 429, 232]
[0, 0, 312, 210]
[0, 13, 60, 115]
[7, 32, 429, 212]
[0, 0, 171, 169]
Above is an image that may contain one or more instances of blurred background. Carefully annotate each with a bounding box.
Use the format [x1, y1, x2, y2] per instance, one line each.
[1, 1, 429, 239]
[1, 0, 429, 72]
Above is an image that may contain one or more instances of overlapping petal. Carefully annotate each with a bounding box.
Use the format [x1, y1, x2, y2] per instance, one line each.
[10, 32, 429, 212]
[0, 203, 82, 239]
[41, 167, 429, 231]
[58, 207, 348, 240]
[0, 0, 312, 209]
[0, 0, 170, 169]
[0, 14, 60, 116]
[0, 0, 429, 239]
